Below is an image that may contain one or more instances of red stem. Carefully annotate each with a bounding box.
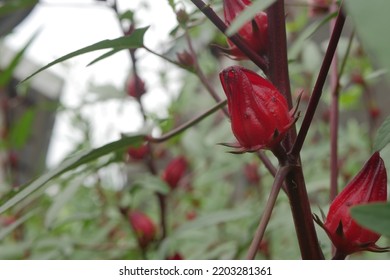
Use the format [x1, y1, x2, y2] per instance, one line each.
[267, 0, 323, 259]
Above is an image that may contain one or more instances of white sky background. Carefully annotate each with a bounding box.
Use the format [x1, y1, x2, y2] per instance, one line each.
[4, 0, 188, 166]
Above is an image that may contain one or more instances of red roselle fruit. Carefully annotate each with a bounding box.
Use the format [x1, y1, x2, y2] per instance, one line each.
[222, 0, 268, 60]
[219, 66, 296, 153]
[316, 152, 388, 257]
[244, 162, 261, 185]
[127, 143, 149, 161]
[128, 211, 156, 249]
[126, 75, 146, 98]
[161, 156, 188, 190]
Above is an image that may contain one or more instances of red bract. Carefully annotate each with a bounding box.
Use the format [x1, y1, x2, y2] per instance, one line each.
[222, 0, 268, 59]
[219, 66, 295, 153]
[161, 157, 188, 190]
[126, 75, 146, 98]
[321, 152, 388, 256]
[128, 211, 156, 248]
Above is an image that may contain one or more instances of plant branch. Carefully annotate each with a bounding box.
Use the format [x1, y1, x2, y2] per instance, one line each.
[267, 0, 323, 259]
[189, 0, 268, 72]
[290, 6, 346, 156]
[246, 165, 291, 259]
[149, 99, 227, 143]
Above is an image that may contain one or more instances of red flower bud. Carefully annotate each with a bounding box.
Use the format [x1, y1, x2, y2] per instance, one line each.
[161, 156, 188, 190]
[127, 144, 149, 161]
[176, 51, 195, 69]
[222, 0, 268, 59]
[320, 152, 388, 256]
[219, 66, 295, 153]
[166, 252, 184, 260]
[128, 211, 156, 248]
[244, 162, 261, 185]
[126, 75, 146, 98]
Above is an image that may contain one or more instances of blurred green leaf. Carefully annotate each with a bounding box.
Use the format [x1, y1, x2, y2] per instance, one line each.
[374, 114, 390, 151]
[0, 210, 37, 240]
[132, 175, 170, 195]
[226, 0, 276, 36]
[350, 203, 390, 236]
[0, 134, 145, 214]
[345, 0, 390, 80]
[44, 177, 84, 229]
[21, 26, 149, 82]
[0, 0, 37, 17]
[8, 108, 35, 149]
[0, 31, 38, 86]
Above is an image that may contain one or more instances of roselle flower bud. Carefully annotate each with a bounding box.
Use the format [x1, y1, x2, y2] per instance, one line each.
[219, 66, 296, 153]
[127, 143, 149, 161]
[319, 152, 388, 256]
[166, 252, 184, 260]
[307, 0, 331, 17]
[126, 75, 146, 98]
[244, 162, 261, 185]
[161, 156, 188, 190]
[222, 0, 268, 59]
[128, 211, 156, 248]
[176, 51, 195, 69]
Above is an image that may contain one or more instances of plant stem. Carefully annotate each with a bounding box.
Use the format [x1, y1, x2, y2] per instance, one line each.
[329, 1, 340, 202]
[246, 165, 291, 259]
[189, 0, 268, 72]
[267, 0, 323, 259]
[290, 6, 346, 156]
[149, 99, 227, 143]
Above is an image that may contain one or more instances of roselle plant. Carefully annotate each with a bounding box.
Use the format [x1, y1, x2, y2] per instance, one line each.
[1, 0, 390, 260]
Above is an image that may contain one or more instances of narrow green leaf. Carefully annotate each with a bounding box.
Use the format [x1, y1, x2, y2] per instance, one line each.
[0, 31, 39, 86]
[350, 203, 390, 236]
[226, 0, 276, 36]
[345, 0, 390, 81]
[0, 134, 145, 214]
[21, 27, 149, 82]
[87, 49, 121, 66]
[0, 210, 37, 240]
[373, 114, 390, 151]
[44, 177, 84, 229]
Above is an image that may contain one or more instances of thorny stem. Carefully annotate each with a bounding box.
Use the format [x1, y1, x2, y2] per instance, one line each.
[291, 6, 346, 156]
[267, 0, 323, 259]
[184, 28, 230, 117]
[189, 0, 268, 72]
[149, 99, 227, 143]
[246, 165, 291, 259]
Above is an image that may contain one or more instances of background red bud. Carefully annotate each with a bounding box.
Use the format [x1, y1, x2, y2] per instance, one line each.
[128, 211, 156, 249]
[126, 75, 146, 98]
[161, 156, 188, 190]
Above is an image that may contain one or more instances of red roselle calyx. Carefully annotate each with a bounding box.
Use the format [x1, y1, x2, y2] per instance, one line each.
[127, 144, 149, 161]
[126, 75, 146, 98]
[222, 0, 268, 60]
[128, 211, 156, 249]
[316, 152, 388, 257]
[219, 66, 296, 153]
[161, 156, 188, 190]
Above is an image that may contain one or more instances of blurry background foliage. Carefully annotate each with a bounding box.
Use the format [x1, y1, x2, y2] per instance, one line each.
[0, 0, 389, 259]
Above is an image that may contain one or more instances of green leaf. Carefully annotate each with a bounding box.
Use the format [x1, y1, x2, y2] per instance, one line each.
[21, 27, 149, 82]
[350, 203, 390, 236]
[44, 177, 84, 229]
[226, 0, 276, 36]
[345, 0, 390, 81]
[0, 134, 145, 214]
[0, 210, 37, 241]
[87, 49, 121, 66]
[0, 0, 37, 17]
[373, 114, 390, 151]
[0, 31, 38, 86]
